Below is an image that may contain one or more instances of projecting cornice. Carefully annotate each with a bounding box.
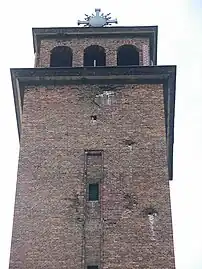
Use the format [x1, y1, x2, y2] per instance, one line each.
[11, 65, 176, 180]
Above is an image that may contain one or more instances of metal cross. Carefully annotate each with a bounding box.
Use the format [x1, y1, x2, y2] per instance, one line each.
[78, 8, 118, 27]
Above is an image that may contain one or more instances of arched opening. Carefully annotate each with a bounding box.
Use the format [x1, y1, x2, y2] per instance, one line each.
[117, 45, 139, 66]
[84, 45, 106, 67]
[50, 46, 73, 67]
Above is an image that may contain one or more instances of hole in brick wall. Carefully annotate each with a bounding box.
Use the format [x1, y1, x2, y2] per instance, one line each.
[144, 207, 158, 217]
[76, 217, 84, 223]
[123, 139, 135, 149]
[124, 139, 134, 146]
[91, 115, 97, 122]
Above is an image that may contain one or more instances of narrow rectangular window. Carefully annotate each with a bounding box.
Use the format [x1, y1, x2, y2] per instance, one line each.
[87, 266, 98, 269]
[88, 183, 99, 201]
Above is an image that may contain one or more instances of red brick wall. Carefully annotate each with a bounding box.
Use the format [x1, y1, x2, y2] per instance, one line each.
[9, 84, 175, 269]
[36, 37, 150, 67]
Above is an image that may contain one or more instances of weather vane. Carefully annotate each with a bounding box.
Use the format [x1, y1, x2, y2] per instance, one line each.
[78, 8, 118, 27]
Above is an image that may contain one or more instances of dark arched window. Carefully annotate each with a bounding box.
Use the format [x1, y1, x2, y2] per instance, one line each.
[84, 45, 106, 67]
[50, 46, 73, 67]
[117, 45, 139, 66]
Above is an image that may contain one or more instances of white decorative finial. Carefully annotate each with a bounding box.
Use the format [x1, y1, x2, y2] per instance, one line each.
[78, 8, 118, 27]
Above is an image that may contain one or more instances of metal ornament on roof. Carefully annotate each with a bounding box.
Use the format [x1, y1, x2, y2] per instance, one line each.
[78, 8, 118, 27]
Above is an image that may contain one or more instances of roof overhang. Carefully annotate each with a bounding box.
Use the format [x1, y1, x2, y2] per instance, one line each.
[32, 26, 158, 65]
[11, 65, 176, 180]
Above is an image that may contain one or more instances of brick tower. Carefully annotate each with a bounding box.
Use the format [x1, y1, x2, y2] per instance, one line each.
[9, 9, 176, 269]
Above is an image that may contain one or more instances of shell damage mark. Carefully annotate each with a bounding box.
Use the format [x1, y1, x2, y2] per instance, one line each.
[95, 91, 115, 106]
[144, 207, 158, 240]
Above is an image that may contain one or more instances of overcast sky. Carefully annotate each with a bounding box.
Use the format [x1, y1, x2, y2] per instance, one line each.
[0, 0, 202, 268]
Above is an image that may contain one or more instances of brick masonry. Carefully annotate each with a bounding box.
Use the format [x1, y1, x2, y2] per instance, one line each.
[9, 83, 175, 269]
[36, 37, 150, 67]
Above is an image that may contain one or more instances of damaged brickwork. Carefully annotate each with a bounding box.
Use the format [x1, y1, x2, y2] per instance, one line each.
[9, 83, 175, 269]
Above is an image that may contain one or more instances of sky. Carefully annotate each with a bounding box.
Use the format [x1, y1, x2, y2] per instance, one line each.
[0, 0, 202, 268]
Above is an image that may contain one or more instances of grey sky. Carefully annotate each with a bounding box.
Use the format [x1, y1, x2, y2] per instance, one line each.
[0, 0, 202, 268]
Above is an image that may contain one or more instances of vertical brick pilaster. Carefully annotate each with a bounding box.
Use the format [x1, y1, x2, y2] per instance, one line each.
[142, 43, 150, 66]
